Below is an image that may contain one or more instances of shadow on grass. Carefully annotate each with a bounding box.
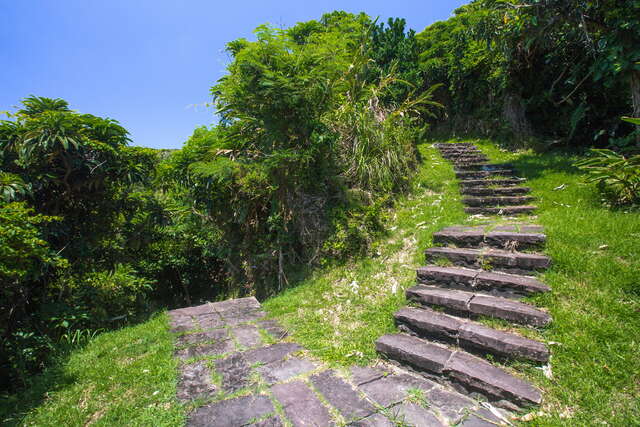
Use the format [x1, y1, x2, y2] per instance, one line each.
[510, 150, 583, 180]
[0, 352, 77, 426]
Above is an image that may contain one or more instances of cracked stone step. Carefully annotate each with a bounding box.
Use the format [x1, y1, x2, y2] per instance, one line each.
[463, 196, 535, 207]
[417, 266, 550, 298]
[425, 246, 551, 274]
[452, 159, 491, 165]
[406, 285, 552, 327]
[455, 163, 515, 171]
[394, 307, 549, 362]
[456, 170, 517, 180]
[460, 178, 527, 187]
[462, 187, 531, 196]
[375, 334, 542, 408]
[464, 205, 537, 215]
[443, 154, 486, 161]
[433, 225, 546, 249]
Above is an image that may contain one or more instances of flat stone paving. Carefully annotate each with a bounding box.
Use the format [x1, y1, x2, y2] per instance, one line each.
[169, 297, 511, 426]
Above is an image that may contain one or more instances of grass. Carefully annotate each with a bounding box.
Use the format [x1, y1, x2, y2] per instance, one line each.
[0, 314, 185, 427]
[3, 139, 638, 426]
[262, 143, 467, 366]
[265, 139, 640, 425]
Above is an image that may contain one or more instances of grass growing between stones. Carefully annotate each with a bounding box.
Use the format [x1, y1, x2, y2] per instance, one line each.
[0, 314, 185, 427]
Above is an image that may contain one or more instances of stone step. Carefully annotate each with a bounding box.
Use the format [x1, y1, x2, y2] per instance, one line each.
[434, 143, 476, 148]
[462, 187, 531, 196]
[441, 152, 485, 159]
[455, 170, 517, 180]
[463, 196, 535, 207]
[464, 205, 537, 215]
[452, 158, 491, 165]
[455, 163, 514, 171]
[375, 333, 542, 408]
[416, 266, 550, 298]
[394, 307, 549, 362]
[461, 178, 527, 187]
[425, 247, 551, 274]
[433, 225, 546, 250]
[406, 285, 552, 327]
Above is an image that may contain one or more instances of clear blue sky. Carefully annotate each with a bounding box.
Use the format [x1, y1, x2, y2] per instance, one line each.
[1, 1, 467, 149]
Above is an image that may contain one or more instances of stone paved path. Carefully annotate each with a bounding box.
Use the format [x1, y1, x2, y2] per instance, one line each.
[168, 298, 511, 426]
[375, 142, 552, 412]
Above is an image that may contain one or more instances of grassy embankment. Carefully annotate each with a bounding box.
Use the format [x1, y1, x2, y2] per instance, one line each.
[3, 141, 639, 426]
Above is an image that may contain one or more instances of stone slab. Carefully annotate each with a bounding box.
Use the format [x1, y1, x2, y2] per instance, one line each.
[311, 370, 376, 420]
[348, 413, 394, 427]
[244, 342, 302, 365]
[388, 403, 445, 427]
[426, 387, 475, 424]
[175, 329, 229, 347]
[271, 380, 334, 427]
[187, 394, 274, 427]
[394, 307, 462, 340]
[407, 285, 473, 313]
[375, 334, 452, 374]
[258, 319, 288, 340]
[358, 373, 436, 408]
[458, 322, 550, 362]
[174, 340, 236, 360]
[176, 361, 217, 401]
[469, 294, 552, 327]
[232, 324, 264, 348]
[214, 353, 255, 393]
[444, 352, 542, 407]
[350, 366, 388, 386]
[257, 357, 316, 385]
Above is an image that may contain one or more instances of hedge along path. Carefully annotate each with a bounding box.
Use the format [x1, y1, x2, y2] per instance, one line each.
[375, 142, 553, 414]
[167, 297, 509, 426]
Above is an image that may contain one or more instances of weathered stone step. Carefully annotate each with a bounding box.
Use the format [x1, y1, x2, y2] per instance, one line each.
[406, 285, 552, 327]
[394, 307, 549, 362]
[441, 152, 485, 159]
[434, 143, 476, 148]
[375, 333, 542, 408]
[463, 196, 535, 207]
[417, 266, 550, 298]
[462, 187, 531, 196]
[433, 225, 546, 249]
[452, 158, 490, 165]
[456, 170, 517, 180]
[425, 247, 551, 274]
[461, 178, 527, 187]
[455, 163, 514, 171]
[465, 205, 537, 215]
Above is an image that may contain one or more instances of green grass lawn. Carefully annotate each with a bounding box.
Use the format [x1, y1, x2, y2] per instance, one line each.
[3, 140, 638, 426]
[0, 314, 185, 427]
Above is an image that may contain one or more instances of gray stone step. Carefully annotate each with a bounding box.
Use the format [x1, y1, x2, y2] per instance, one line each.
[452, 158, 491, 165]
[425, 247, 551, 274]
[433, 225, 546, 249]
[406, 285, 552, 327]
[394, 307, 549, 362]
[375, 334, 542, 408]
[463, 196, 535, 207]
[456, 170, 517, 180]
[417, 265, 550, 298]
[455, 163, 514, 171]
[460, 178, 527, 187]
[462, 187, 531, 196]
[464, 205, 537, 215]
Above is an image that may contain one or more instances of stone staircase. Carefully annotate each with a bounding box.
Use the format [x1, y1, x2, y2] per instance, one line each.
[376, 142, 552, 411]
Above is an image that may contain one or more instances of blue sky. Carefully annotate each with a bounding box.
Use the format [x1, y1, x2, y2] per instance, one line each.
[1, 1, 468, 149]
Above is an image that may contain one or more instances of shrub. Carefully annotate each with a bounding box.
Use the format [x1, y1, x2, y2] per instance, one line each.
[576, 149, 640, 206]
